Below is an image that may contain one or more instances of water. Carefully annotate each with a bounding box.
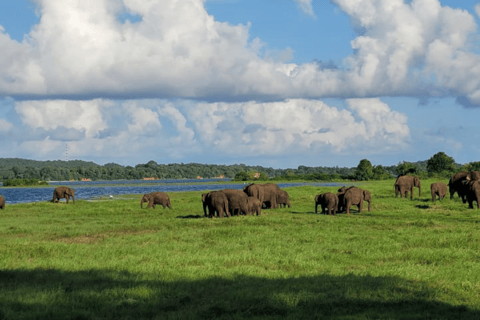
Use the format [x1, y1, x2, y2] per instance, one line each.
[0, 179, 344, 204]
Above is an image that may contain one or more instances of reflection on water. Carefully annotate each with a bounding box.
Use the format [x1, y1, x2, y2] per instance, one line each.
[0, 179, 343, 204]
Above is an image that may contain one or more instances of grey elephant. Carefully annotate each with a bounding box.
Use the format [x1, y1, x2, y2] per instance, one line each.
[449, 172, 468, 202]
[315, 192, 338, 215]
[344, 187, 371, 214]
[466, 171, 480, 181]
[430, 182, 447, 201]
[247, 196, 262, 216]
[336, 186, 347, 213]
[52, 186, 75, 204]
[243, 183, 264, 204]
[394, 175, 421, 199]
[464, 180, 480, 209]
[141, 192, 172, 209]
[221, 189, 251, 215]
[0, 195, 5, 209]
[202, 191, 230, 218]
[259, 183, 280, 209]
[276, 189, 291, 208]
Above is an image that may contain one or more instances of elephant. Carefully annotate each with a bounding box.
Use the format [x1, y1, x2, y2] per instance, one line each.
[466, 171, 480, 181]
[141, 192, 172, 209]
[464, 180, 480, 209]
[247, 196, 262, 216]
[315, 192, 338, 215]
[276, 189, 291, 208]
[202, 191, 230, 218]
[449, 171, 468, 202]
[394, 175, 421, 199]
[52, 186, 75, 204]
[344, 187, 371, 214]
[243, 183, 264, 204]
[430, 182, 447, 201]
[0, 195, 5, 209]
[336, 186, 347, 213]
[221, 189, 251, 215]
[259, 183, 280, 209]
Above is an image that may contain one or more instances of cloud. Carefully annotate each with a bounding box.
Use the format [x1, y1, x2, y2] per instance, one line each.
[294, 0, 315, 17]
[15, 99, 110, 138]
[0, 118, 13, 132]
[189, 98, 410, 155]
[10, 98, 409, 163]
[0, 0, 479, 102]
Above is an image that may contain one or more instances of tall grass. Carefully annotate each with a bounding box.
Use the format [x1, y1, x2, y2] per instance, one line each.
[1, 179, 480, 319]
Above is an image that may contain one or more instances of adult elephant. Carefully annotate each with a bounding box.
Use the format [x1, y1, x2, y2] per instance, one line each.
[259, 183, 280, 209]
[464, 180, 480, 209]
[141, 192, 172, 209]
[52, 186, 75, 204]
[0, 195, 5, 209]
[336, 186, 347, 213]
[315, 192, 338, 215]
[202, 191, 229, 218]
[344, 187, 371, 214]
[247, 196, 262, 216]
[276, 189, 291, 208]
[221, 189, 251, 215]
[243, 183, 264, 204]
[449, 172, 468, 202]
[394, 175, 421, 199]
[430, 182, 447, 201]
[466, 171, 480, 181]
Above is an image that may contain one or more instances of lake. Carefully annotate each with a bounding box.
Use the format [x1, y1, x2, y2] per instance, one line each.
[0, 179, 345, 204]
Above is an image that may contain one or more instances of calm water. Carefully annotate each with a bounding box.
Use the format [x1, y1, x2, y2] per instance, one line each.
[0, 179, 343, 204]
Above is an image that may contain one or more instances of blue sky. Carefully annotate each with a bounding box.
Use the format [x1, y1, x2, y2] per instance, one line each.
[1, 0, 480, 169]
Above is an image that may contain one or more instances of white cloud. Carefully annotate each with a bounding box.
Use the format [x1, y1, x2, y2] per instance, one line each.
[189, 98, 410, 155]
[294, 0, 315, 17]
[0, 118, 13, 132]
[15, 99, 110, 138]
[0, 0, 478, 102]
[11, 98, 410, 161]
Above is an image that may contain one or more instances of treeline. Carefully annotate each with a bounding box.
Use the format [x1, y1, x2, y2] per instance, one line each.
[0, 152, 477, 182]
[0, 158, 362, 181]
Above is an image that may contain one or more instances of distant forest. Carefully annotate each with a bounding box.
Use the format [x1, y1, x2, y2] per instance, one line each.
[0, 157, 411, 182]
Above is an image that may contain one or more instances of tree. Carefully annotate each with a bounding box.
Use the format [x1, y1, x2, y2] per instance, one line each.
[355, 159, 373, 181]
[426, 152, 455, 173]
[396, 162, 417, 176]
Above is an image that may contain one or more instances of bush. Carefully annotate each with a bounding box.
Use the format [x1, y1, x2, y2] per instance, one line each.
[2, 179, 49, 187]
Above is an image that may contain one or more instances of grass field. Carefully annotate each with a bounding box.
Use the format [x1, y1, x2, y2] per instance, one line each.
[1, 179, 480, 319]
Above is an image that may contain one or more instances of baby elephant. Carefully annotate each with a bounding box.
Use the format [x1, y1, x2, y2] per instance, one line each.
[0, 195, 5, 209]
[141, 192, 172, 209]
[315, 192, 338, 215]
[430, 182, 447, 201]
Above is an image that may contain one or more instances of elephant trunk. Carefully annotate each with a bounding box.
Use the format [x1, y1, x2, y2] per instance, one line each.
[72, 195, 75, 204]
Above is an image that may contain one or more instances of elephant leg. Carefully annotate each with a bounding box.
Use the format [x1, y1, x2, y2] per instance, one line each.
[315, 203, 318, 214]
[218, 206, 224, 218]
[358, 201, 363, 213]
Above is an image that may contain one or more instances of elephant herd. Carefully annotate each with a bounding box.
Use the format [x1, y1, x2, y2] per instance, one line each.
[2, 172, 479, 213]
[201, 183, 291, 218]
[394, 171, 480, 209]
[315, 186, 372, 215]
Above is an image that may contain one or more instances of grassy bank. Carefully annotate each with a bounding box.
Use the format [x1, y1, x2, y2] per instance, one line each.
[1, 179, 480, 319]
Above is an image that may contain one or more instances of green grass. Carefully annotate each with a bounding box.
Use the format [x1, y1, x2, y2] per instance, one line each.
[1, 179, 480, 319]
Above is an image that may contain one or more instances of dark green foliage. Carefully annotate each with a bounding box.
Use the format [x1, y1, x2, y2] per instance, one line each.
[427, 152, 455, 173]
[2, 178, 49, 187]
[355, 159, 374, 181]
